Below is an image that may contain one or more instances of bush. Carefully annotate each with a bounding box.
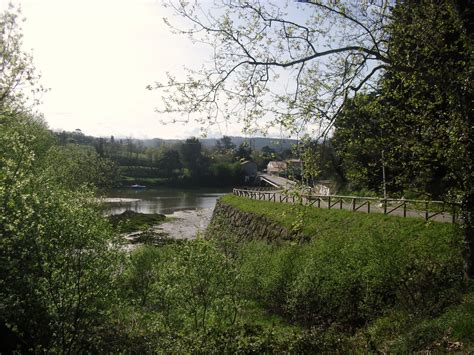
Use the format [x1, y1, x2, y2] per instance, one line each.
[238, 241, 302, 313]
[117, 241, 241, 333]
[0, 114, 121, 352]
[218, 196, 465, 328]
[290, 225, 463, 326]
[355, 289, 474, 352]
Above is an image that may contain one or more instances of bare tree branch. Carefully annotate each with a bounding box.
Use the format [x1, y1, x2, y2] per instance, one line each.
[154, 0, 392, 137]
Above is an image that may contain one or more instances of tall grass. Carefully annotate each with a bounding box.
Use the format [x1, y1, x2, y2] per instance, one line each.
[217, 195, 466, 327]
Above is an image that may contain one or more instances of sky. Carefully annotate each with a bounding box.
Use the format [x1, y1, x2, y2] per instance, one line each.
[3, 0, 249, 139]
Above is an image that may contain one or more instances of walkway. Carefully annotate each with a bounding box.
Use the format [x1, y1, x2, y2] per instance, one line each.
[233, 188, 459, 224]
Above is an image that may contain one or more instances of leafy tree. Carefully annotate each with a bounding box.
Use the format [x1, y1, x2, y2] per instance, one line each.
[235, 142, 252, 161]
[0, 5, 45, 114]
[377, 1, 474, 274]
[180, 137, 202, 164]
[332, 94, 392, 193]
[209, 161, 242, 186]
[261, 145, 276, 156]
[153, 1, 391, 135]
[298, 137, 343, 186]
[0, 11, 122, 349]
[216, 135, 236, 153]
[179, 137, 210, 181]
[43, 144, 119, 190]
[157, 147, 182, 179]
[252, 145, 276, 170]
[0, 114, 120, 352]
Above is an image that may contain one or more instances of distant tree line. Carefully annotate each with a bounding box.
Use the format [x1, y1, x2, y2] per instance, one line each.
[53, 131, 316, 187]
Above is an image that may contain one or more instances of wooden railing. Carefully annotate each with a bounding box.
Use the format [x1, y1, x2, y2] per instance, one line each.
[232, 188, 460, 223]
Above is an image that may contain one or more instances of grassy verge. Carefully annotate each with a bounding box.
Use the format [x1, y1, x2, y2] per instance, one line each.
[220, 194, 458, 240]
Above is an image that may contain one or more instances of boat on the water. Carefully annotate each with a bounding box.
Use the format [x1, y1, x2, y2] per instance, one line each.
[130, 184, 146, 189]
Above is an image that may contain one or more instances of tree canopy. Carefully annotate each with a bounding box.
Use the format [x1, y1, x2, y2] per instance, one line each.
[154, 0, 474, 275]
[0, 5, 44, 114]
[152, 1, 392, 135]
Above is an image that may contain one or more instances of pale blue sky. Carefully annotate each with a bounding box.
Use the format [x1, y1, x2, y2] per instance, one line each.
[3, 0, 335, 139]
[4, 0, 233, 138]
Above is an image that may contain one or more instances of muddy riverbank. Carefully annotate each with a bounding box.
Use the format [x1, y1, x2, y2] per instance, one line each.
[154, 207, 214, 240]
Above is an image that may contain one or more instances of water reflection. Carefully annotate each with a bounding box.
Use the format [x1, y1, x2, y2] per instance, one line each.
[104, 188, 230, 215]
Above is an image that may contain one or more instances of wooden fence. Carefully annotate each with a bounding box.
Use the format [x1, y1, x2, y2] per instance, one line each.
[232, 188, 460, 224]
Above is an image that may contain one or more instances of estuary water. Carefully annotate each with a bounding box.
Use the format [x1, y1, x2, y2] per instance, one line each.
[103, 187, 230, 215]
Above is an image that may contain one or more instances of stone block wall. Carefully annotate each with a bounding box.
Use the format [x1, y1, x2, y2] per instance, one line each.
[206, 200, 310, 243]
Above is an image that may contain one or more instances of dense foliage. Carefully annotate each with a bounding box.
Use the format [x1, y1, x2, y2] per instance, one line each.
[93, 195, 471, 352]
[0, 114, 121, 352]
[53, 131, 313, 187]
[2, 1, 473, 352]
[333, 1, 474, 274]
[0, 9, 122, 350]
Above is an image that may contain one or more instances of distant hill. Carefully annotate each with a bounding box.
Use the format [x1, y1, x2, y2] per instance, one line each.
[141, 136, 298, 152]
[52, 129, 298, 152]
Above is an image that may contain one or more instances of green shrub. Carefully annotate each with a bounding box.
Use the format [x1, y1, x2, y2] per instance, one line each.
[119, 246, 163, 307]
[219, 196, 465, 328]
[238, 241, 303, 313]
[354, 290, 474, 352]
[117, 241, 241, 332]
[288, 225, 463, 326]
[0, 116, 122, 352]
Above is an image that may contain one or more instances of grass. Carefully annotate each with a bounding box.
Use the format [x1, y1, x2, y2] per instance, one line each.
[106, 195, 470, 352]
[211, 194, 472, 351]
[354, 288, 474, 352]
[220, 194, 459, 241]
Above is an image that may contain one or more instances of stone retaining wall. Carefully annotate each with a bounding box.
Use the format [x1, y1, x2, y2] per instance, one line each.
[206, 200, 310, 243]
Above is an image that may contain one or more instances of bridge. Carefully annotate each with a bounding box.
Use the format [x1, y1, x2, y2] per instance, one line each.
[258, 173, 298, 189]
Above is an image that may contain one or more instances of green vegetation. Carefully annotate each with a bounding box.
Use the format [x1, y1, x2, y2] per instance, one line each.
[218, 196, 465, 320]
[108, 210, 166, 233]
[0, 113, 121, 352]
[352, 289, 474, 352]
[220, 194, 458, 240]
[97, 197, 471, 352]
[54, 132, 299, 188]
[2, 1, 473, 353]
[155, 0, 474, 276]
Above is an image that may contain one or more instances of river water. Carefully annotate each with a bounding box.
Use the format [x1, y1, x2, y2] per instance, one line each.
[104, 187, 230, 215]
